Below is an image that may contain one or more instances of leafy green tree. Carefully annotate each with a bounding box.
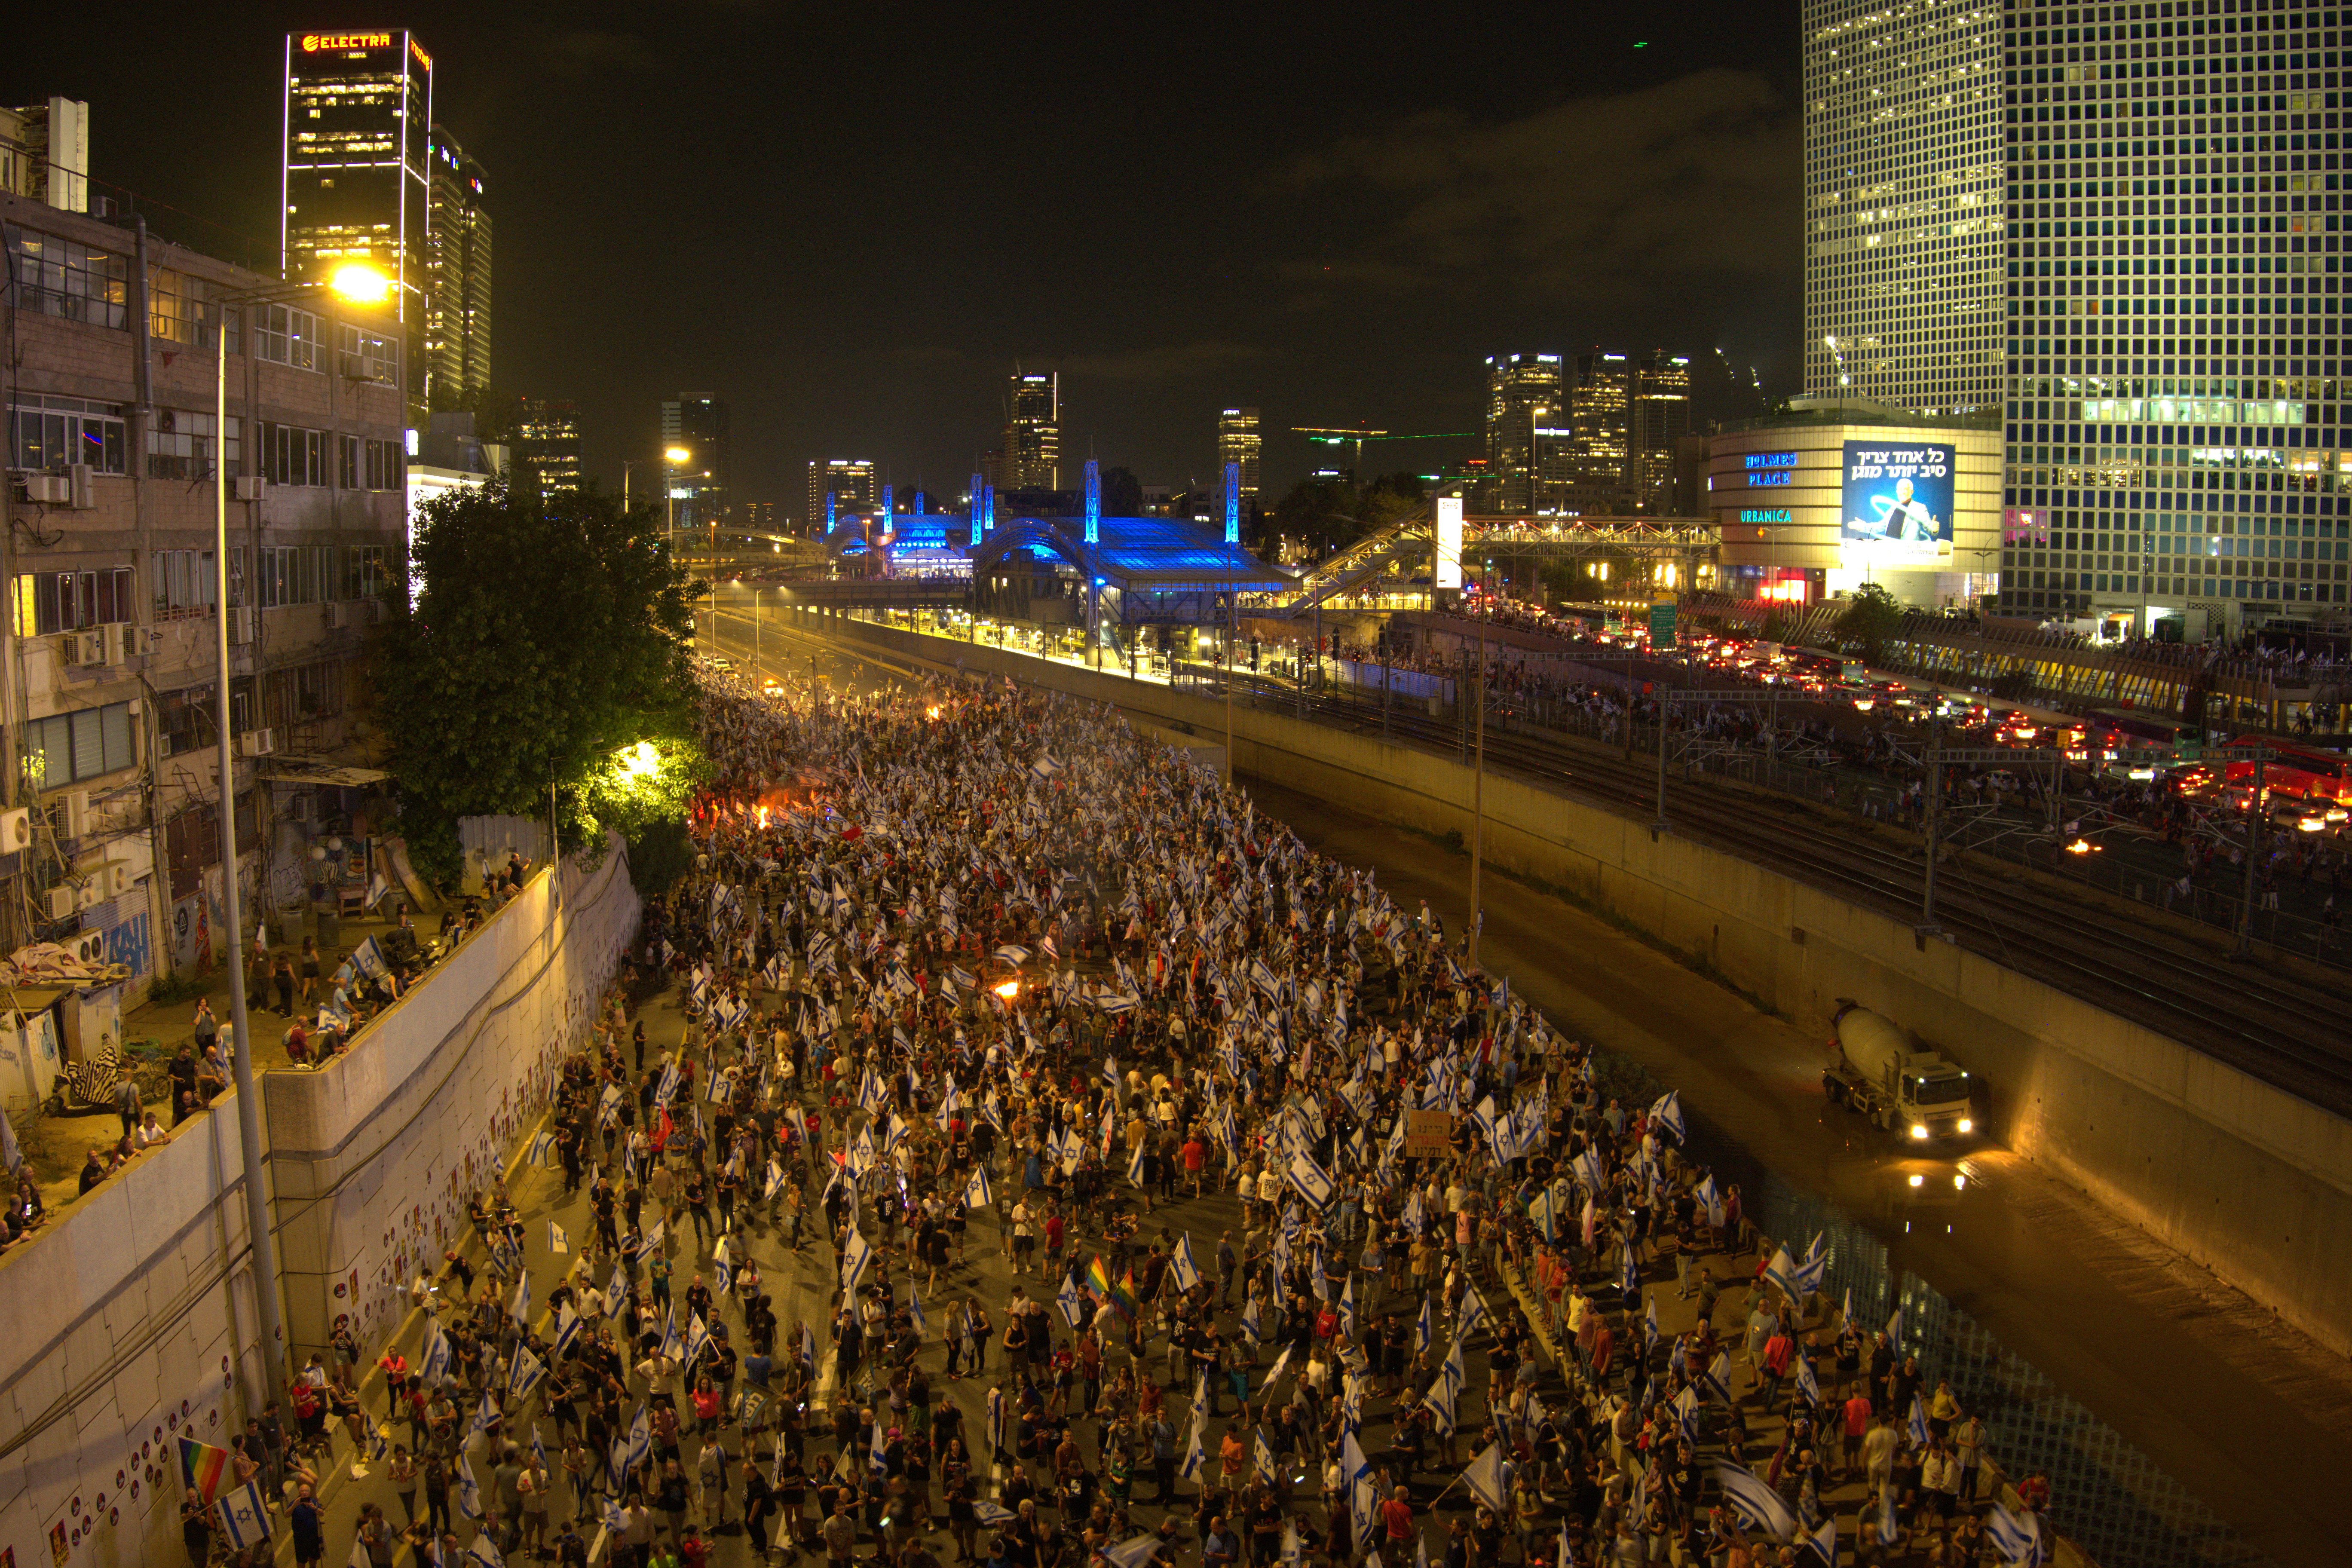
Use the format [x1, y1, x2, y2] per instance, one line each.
[1833, 580, 1905, 662]
[375, 478, 707, 887]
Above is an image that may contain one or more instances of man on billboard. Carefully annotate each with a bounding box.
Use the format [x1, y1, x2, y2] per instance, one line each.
[1874, 476, 1942, 543]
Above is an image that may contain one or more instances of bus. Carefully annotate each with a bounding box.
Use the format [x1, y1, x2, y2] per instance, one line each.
[2220, 735, 2352, 804]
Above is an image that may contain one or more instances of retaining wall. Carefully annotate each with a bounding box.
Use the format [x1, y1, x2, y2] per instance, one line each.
[0, 845, 638, 1568]
[802, 605, 2352, 1359]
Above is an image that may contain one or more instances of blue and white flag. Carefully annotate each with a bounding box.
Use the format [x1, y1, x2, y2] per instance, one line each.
[1416, 1295, 1433, 1356]
[1170, 1233, 1204, 1292]
[1804, 1516, 1838, 1568]
[466, 1533, 508, 1568]
[1285, 1148, 1336, 1211]
[1253, 1430, 1277, 1482]
[1984, 1503, 2045, 1567]
[1700, 1351, 1734, 1405]
[626, 1402, 652, 1471]
[712, 1237, 735, 1297]
[510, 1268, 531, 1327]
[422, 1323, 452, 1384]
[548, 1220, 569, 1256]
[1712, 1460, 1799, 1543]
[552, 1303, 582, 1361]
[1793, 1232, 1829, 1298]
[457, 1453, 485, 1519]
[1794, 1350, 1821, 1409]
[964, 1167, 992, 1209]
[1877, 1486, 1902, 1548]
[508, 1345, 545, 1401]
[1101, 1539, 1163, 1568]
[525, 1129, 554, 1167]
[1886, 1303, 1905, 1349]
[1648, 1090, 1685, 1143]
[1338, 1274, 1356, 1339]
[1057, 1272, 1088, 1330]
[467, 1392, 500, 1445]
[1240, 1295, 1262, 1344]
[1456, 1283, 1490, 1341]
[1182, 1416, 1208, 1482]
[908, 1287, 930, 1340]
[871, 1418, 890, 1473]
[1461, 1443, 1508, 1513]
[840, 1227, 874, 1293]
[1764, 1245, 1801, 1305]
[1907, 1394, 1932, 1449]
[215, 1482, 271, 1550]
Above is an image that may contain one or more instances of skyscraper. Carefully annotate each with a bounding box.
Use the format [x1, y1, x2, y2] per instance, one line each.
[660, 395, 731, 534]
[1990, 0, 2344, 629]
[423, 125, 490, 407]
[807, 458, 876, 531]
[1484, 353, 1566, 513]
[282, 31, 434, 376]
[1217, 407, 1263, 499]
[514, 397, 581, 493]
[1801, 0, 2004, 414]
[1629, 352, 1694, 514]
[1567, 353, 1631, 513]
[1003, 372, 1060, 490]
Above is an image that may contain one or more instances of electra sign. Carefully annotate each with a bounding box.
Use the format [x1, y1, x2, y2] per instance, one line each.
[302, 32, 392, 50]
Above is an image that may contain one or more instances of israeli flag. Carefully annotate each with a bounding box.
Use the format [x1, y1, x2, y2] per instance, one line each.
[1793, 1233, 1830, 1298]
[1170, 1233, 1203, 1292]
[553, 1304, 582, 1361]
[511, 1268, 531, 1327]
[1285, 1148, 1337, 1211]
[1240, 1295, 1262, 1344]
[1805, 1516, 1838, 1568]
[422, 1323, 452, 1384]
[1795, 1350, 1822, 1409]
[1127, 1140, 1146, 1188]
[1253, 1431, 1277, 1482]
[712, 1237, 734, 1297]
[467, 1392, 500, 1445]
[1338, 1274, 1356, 1339]
[993, 945, 1030, 966]
[626, 1402, 652, 1471]
[525, 1129, 555, 1167]
[548, 1221, 569, 1256]
[1102, 1539, 1163, 1568]
[457, 1453, 485, 1519]
[964, 1167, 992, 1209]
[1700, 1351, 1735, 1405]
[1668, 1385, 1701, 1442]
[1907, 1394, 1932, 1449]
[1416, 1296, 1433, 1356]
[1057, 1273, 1088, 1330]
[1713, 1460, 1800, 1543]
[908, 1288, 930, 1340]
[466, 1534, 508, 1568]
[1648, 1090, 1686, 1143]
[1886, 1304, 1905, 1349]
[215, 1482, 271, 1550]
[766, 1159, 787, 1201]
[1643, 1295, 1660, 1352]
[1462, 1443, 1508, 1513]
[1764, 1245, 1801, 1305]
[1181, 1416, 1208, 1481]
[1985, 1502, 2045, 1567]
[840, 1226, 874, 1293]
[870, 1418, 890, 1473]
[1456, 1284, 1490, 1341]
[508, 1345, 545, 1401]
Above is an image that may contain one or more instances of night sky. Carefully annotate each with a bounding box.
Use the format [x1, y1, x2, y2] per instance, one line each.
[7, 2, 1803, 513]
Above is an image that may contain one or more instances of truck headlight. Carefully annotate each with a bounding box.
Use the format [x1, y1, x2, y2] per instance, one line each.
[1957, 1118, 1973, 1134]
[1909, 1124, 1929, 1139]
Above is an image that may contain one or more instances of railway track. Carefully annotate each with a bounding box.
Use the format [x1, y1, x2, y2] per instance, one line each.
[724, 612, 2352, 1116]
[1319, 690, 2352, 1118]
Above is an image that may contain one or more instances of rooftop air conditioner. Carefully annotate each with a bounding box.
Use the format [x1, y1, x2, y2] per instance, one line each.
[61, 630, 106, 666]
[101, 861, 132, 898]
[43, 886, 74, 922]
[239, 728, 277, 758]
[0, 807, 31, 853]
[74, 879, 101, 910]
[21, 473, 71, 504]
[75, 933, 106, 965]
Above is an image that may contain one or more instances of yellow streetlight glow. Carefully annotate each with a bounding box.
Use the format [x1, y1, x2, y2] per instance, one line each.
[621, 741, 661, 778]
[664, 446, 692, 465]
[328, 263, 393, 304]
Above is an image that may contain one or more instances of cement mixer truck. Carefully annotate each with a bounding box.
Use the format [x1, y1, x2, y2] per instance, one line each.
[1822, 1001, 1978, 1142]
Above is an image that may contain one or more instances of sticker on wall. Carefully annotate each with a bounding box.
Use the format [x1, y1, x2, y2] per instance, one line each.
[106, 1511, 116, 1529]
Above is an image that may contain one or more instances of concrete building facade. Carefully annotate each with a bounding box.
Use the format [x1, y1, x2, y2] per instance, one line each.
[3, 192, 406, 992]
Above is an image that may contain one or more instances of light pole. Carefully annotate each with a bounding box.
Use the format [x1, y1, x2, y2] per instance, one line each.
[214, 260, 392, 1422]
[662, 446, 692, 638]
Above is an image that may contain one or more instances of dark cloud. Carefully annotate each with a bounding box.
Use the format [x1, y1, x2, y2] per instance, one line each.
[541, 30, 656, 75]
[1061, 342, 1274, 383]
[1282, 68, 1798, 304]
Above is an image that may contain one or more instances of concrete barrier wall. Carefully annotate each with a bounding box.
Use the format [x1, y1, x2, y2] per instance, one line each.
[266, 845, 639, 1360]
[807, 607, 2352, 1358]
[0, 845, 638, 1568]
[0, 1094, 266, 1568]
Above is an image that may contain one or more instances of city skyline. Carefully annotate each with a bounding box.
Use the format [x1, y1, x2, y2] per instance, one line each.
[0, 3, 1801, 507]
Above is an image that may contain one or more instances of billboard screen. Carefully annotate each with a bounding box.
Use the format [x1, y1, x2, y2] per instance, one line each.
[1840, 441, 1955, 567]
[1434, 496, 1464, 588]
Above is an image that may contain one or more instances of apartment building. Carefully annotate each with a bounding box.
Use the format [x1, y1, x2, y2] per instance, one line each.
[3, 192, 405, 998]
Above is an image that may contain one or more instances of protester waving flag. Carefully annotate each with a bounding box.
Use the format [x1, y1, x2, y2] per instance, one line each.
[456, 1452, 485, 1519]
[1648, 1089, 1686, 1142]
[179, 1436, 233, 1503]
[1804, 1517, 1839, 1568]
[1713, 1460, 1799, 1542]
[1462, 1443, 1508, 1513]
[1057, 1272, 1088, 1330]
[1169, 1232, 1204, 1292]
[215, 1482, 271, 1550]
[1984, 1503, 2046, 1566]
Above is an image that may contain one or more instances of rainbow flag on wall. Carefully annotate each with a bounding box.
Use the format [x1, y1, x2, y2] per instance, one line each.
[180, 1435, 232, 1502]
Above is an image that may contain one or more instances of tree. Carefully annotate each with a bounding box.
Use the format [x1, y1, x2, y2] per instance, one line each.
[374, 478, 706, 887]
[1833, 581, 1905, 662]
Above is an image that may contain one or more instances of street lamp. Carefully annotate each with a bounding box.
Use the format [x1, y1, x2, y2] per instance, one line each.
[663, 446, 692, 570]
[212, 259, 391, 1422]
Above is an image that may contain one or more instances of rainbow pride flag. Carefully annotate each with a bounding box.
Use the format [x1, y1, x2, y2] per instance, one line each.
[180, 1435, 232, 1502]
[1085, 1254, 1117, 1305]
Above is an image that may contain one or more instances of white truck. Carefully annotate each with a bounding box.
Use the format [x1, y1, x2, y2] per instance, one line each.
[1822, 1001, 1977, 1142]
